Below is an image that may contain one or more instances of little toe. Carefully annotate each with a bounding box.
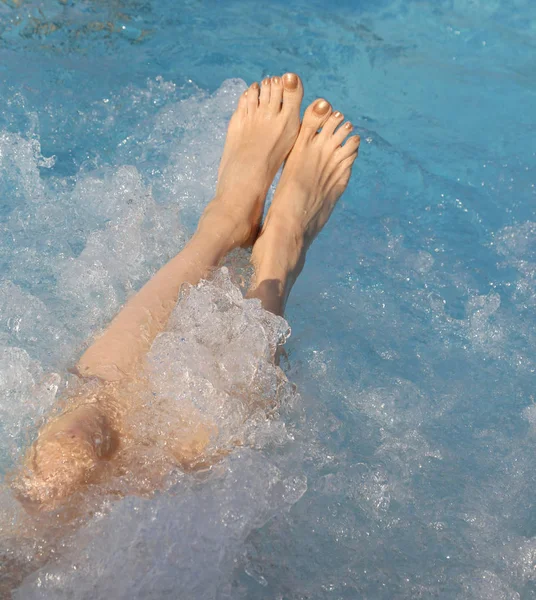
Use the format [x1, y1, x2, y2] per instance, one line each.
[301, 98, 332, 139]
[338, 152, 359, 178]
[269, 76, 283, 112]
[281, 73, 304, 113]
[320, 110, 345, 138]
[332, 121, 354, 147]
[237, 89, 249, 114]
[247, 82, 260, 112]
[337, 134, 361, 160]
[335, 158, 356, 188]
[259, 77, 271, 106]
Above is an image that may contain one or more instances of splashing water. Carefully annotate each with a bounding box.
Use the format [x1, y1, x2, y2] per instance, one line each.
[1, 0, 536, 598]
[3, 269, 305, 600]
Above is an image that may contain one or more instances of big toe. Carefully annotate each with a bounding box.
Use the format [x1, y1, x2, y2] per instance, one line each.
[281, 73, 304, 114]
[300, 98, 333, 138]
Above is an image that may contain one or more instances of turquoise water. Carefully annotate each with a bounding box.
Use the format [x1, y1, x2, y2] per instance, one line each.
[1, 0, 536, 598]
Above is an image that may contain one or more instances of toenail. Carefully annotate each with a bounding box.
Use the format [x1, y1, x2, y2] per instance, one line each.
[244, 90, 248, 96]
[262, 77, 270, 86]
[251, 82, 260, 90]
[333, 111, 342, 119]
[272, 76, 281, 85]
[344, 122, 353, 130]
[314, 99, 330, 115]
[282, 73, 299, 90]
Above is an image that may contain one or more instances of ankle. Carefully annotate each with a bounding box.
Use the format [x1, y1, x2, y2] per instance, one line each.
[258, 212, 305, 266]
[251, 217, 306, 291]
[216, 175, 268, 203]
[198, 195, 259, 248]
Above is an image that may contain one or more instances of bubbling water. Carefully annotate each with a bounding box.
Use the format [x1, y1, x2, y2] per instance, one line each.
[1, 0, 536, 589]
[1, 269, 305, 599]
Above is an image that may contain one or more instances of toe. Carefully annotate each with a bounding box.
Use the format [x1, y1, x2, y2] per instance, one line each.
[337, 152, 358, 182]
[247, 82, 260, 112]
[259, 77, 271, 106]
[320, 110, 345, 138]
[337, 134, 360, 160]
[281, 73, 304, 113]
[332, 121, 354, 147]
[335, 161, 355, 190]
[340, 151, 359, 170]
[329, 151, 358, 197]
[237, 89, 248, 114]
[269, 75, 283, 112]
[300, 98, 332, 139]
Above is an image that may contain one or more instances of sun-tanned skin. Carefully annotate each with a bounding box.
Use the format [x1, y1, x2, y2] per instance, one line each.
[12, 73, 359, 511]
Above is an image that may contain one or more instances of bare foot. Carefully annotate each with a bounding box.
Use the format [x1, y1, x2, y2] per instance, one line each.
[200, 73, 304, 247]
[13, 404, 116, 511]
[248, 98, 360, 314]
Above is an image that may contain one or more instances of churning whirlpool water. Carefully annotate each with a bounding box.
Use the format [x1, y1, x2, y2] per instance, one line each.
[0, 0, 536, 598]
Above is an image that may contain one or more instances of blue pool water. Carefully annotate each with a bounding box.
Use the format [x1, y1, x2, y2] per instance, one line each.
[1, 0, 536, 597]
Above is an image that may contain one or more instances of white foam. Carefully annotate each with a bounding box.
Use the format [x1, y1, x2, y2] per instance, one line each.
[0, 346, 58, 467]
[7, 271, 302, 598]
[0, 131, 52, 206]
[495, 222, 536, 306]
[143, 268, 292, 451]
[14, 450, 306, 600]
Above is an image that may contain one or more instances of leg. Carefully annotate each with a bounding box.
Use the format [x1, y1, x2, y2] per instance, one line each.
[15, 74, 305, 511]
[248, 99, 359, 314]
[77, 73, 304, 383]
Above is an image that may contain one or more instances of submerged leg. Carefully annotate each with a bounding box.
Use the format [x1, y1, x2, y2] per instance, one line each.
[247, 99, 360, 315]
[15, 74, 304, 510]
[16, 404, 117, 508]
